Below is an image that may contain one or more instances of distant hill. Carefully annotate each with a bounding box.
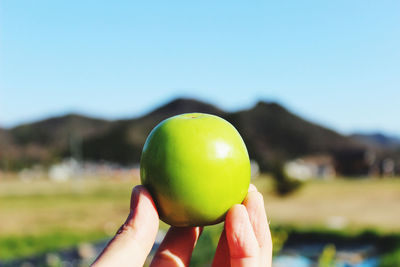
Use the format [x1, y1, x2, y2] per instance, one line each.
[0, 128, 13, 156]
[225, 102, 360, 169]
[1, 114, 112, 169]
[81, 98, 226, 165]
[350, 133, 400, 150]
[10, 114, 112, 148]
[0, 98, 366, 171]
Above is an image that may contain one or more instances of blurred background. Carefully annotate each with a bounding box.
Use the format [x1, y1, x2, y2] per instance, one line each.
[1, 1, 399, 266]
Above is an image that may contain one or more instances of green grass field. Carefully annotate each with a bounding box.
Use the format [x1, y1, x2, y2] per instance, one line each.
[1, 175, 399, 262]
[0, 176, 139, 260]
[258, 177, 400, 232]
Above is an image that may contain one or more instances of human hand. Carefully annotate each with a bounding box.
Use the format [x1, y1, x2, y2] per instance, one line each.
[211, 184, 273, 267]
[92, 184, 272, 267]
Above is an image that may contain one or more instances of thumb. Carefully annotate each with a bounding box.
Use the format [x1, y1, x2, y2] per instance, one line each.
[92, 185, 159, 267]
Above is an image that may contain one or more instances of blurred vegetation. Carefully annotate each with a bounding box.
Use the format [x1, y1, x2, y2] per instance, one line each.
[318, 244, 336, 267]
[270, 160, 303, 195]
[379, 238, 400, 267]
[190, 224, 223, 267]
[0, 231, 106, 261]
[271, 228, 288, 254]
[380, 249, 400, 267]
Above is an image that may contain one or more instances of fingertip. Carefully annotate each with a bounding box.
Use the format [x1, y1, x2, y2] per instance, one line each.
[244, 191, 265, 209]
[132, 184, 151, 197]
[92, 185, 159, 267]
[225, 204, 246, 231]
[127, 185, 159, 238]
[131, 185, 150, 201]
[130, 185, 141, 211]
[248, 183, 257, 192]
[243, 191, 266, 225]
[130, 185, 158, 213]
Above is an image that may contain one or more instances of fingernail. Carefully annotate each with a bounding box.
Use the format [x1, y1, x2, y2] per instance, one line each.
[248, 184, 257, 192]
[130, 185, 141, 211]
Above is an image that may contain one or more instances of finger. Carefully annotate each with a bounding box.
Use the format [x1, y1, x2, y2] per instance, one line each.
[225, 204, 259, 267]
[243, 187, 273, 266]
[92, 185, 159, 267]
[248, 183, 257, 192]
[212, 183, 262, 267]
[150, 226, 202, 267]
[243, 190, 269, 247]
[212, 229, 230, 267]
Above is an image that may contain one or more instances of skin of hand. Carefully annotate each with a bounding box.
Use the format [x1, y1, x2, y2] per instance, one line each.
[91, 184, 272, 267]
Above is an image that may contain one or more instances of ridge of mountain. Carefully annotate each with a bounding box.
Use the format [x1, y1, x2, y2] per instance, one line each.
[350, 132, 400, 150]
[0, 98, 368, 171]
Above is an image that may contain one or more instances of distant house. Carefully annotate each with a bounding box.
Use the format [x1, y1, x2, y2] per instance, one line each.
[18, 165, 46, 180]
[47, 158, 140, 181]
[381, 158, 395, 176]
[284, 154, 336, 180]
[48, 158, 81, 181]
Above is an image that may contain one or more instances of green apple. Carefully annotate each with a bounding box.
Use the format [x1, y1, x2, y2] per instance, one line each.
[140, 113, 250, 226]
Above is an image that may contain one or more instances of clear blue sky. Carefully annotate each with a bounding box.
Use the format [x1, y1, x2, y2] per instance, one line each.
[1, 1, 399, 135]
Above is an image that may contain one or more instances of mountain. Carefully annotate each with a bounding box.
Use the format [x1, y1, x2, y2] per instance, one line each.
[225, 102, 360, 169]
[1, 114, 112, 169]
[80, 98, 226, 165]
[350, 132, 400, 150]
[0, 98, 363, 171]
[10, 114, 112, 148]
[0, 128, 13, 154]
